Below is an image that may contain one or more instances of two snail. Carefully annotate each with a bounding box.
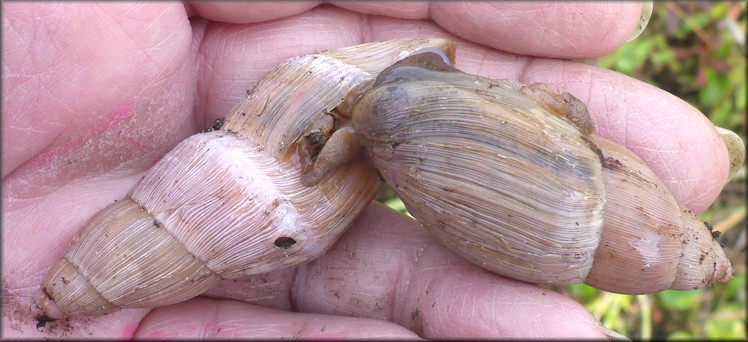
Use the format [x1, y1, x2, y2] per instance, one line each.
[35, 38, 738, 319]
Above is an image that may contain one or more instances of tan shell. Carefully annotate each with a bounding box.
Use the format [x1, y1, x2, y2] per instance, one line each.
[586, 136, 732, 293]
[35, 38, 457, 319]
[351, 53, 733, 294]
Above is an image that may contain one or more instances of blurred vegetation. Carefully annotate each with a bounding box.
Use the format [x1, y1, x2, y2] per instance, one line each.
[377, 1, 746, 340]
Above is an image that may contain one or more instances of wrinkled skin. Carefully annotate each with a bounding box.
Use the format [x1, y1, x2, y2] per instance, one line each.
[2, 2, 730, 339]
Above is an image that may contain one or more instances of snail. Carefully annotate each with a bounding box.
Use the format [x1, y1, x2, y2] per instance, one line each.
[34, 38, 455, 319]
[34, 38, 736, 320]
[346, 50, 734, 294]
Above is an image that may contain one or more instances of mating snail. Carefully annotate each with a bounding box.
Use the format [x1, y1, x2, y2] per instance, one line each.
[350, 52, 733, 294]
[35, 38, 736, 320]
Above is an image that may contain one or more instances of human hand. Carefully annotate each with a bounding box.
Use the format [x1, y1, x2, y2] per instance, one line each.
[3, 2, 734, 339]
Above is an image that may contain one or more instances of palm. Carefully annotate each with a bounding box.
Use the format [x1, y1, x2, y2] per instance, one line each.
[3, 2, 729, 339]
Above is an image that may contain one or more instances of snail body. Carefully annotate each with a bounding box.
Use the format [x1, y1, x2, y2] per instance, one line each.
[350, 52, 733, 294]
[35, 38, 456, 319]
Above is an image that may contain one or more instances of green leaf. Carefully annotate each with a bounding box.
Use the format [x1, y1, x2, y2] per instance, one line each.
[699, 69, 726, 108]
[656, 290, 702, 311]
[706, 319, 746, 339]
[710, 2, 730, 20]
[613, 39, 654, 75]
[650, 36, 675, 66]
[382, 197, 412, 218]
[735, 82, 746, 112]
[726, 272, 746, 294]
[690, 12, 711, 28]
[565, 284, 600, 302]
[668, 330, 696, 340]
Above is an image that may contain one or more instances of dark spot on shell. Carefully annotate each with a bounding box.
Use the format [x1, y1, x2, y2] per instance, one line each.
[704, 221, 714, 231]
[270, 199, 281, 209]
[202, 117, 225, 133]
[375, 169, 385, 182]
[306, 131, 328, 146]
[35, 315, 54, 329]
[602, 156, 624, 169]
[703, 221, 723, 240]
[302, 130, 330, 162]
[42, 286, 54, 301]
[274, 237, 297, 249]
[580, 136, 604, 164]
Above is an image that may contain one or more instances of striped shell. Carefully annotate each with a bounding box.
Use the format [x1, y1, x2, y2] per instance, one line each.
[351, 52, 733, 294]
[35, 38, 457, 319]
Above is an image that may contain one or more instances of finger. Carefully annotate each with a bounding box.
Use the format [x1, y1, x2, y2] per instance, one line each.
[428, 1, 645, 58]
[296, 204, 607, 338]
[133, 298, 421, 339]
[3, 3, 195, 338]
[205, 203, 609, 339]
[2, 2, 196, 180]
[186, 1, 321, 24]
[191, 1, 644, 59]
[329, 1, 431, 19]
[2, 292, 149, 340]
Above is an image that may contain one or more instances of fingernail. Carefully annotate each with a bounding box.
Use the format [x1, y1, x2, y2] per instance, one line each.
[600, 325, 631, 341]
[627, 1, 654, 42]
[715, 126, 746, 181]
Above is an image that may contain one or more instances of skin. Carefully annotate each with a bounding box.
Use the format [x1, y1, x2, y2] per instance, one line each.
[2, 1, 731, 339]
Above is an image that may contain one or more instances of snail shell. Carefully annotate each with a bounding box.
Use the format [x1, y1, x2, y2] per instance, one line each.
[351, 52, 733, 294]
[35, 38, 457, 319]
